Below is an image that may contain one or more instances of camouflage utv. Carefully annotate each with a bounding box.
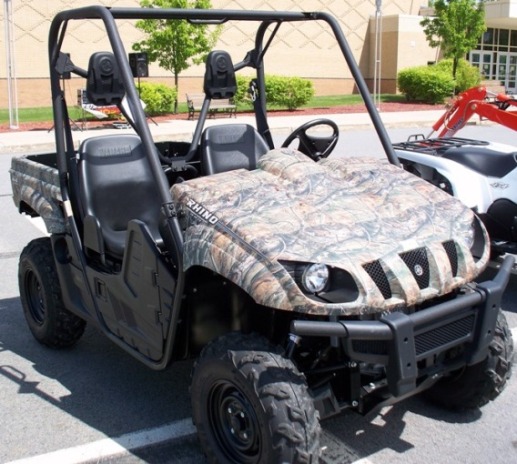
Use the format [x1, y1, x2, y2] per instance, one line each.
[10, 6, 514, 463]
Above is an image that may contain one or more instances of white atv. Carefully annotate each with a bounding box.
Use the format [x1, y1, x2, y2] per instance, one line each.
[394, 86, 517, 259]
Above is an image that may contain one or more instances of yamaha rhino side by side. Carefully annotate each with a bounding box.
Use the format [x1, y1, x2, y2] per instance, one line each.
[9, 6, 514, 463]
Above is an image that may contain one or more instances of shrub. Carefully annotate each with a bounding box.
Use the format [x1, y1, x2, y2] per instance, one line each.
[435, 59, 481, 92]
[137, 82, 177, 115]
[397, 66, 455, 104]
[233, 74, 314, 110]
[234, 75, 253, 106]
[265, 75, 314, 110]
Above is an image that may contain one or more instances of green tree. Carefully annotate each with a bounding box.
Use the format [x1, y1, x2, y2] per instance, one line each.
[421, 0, 486, 81]
[132, 0, 220, 112]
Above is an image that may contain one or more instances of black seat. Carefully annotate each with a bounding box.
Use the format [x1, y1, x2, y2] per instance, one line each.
[198, 51, 269, 174]
[441, 146, 517, 178]
[201, 124, 269, 175]
[77, 134, 163, 260]
[75, 52, 163, 261]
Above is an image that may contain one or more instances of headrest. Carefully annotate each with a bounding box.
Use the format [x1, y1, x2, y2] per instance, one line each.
[203, 51, 237, 99]
[86, 52, 125, 106]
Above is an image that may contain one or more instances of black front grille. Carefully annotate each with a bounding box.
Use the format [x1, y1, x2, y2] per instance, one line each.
[351, 313, 476, 360]
[415, 313, 475, 357]
[442, 240, 458, 276]
[363, 260, 392, 299]
[400, 247, 430, 289]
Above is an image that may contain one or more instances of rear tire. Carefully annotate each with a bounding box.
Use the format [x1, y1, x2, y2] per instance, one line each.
[18, 237, 86, 348]
[191, 332, 321, 464]
[425, 309, 513, 409]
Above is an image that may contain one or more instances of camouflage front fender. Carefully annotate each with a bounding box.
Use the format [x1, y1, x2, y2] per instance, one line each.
[182, 223, 310, 312]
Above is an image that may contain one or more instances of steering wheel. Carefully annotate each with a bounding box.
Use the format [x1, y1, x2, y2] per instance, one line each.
[281, 118, 339, 161]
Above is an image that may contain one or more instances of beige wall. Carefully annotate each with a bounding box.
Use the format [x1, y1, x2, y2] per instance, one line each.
[367, 14, 437, 93]
[1, 0, 428, 108]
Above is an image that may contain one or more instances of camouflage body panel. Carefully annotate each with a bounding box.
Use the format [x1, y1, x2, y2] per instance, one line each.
[172, 148, 489, 316]
[10, 156, 66, 234]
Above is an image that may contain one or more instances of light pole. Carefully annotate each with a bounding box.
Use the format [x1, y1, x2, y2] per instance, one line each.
[3, 0, 19, 129]
[373, 0, 382, 111]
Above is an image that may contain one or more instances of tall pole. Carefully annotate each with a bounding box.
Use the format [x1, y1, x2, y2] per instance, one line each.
[373, 0, 382, 111]
[4, 0, 19, 129]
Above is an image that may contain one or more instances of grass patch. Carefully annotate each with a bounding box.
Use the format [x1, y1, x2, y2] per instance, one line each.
[0, 94, 406, 124]
[0, 107, 87, 124]
[303, 94, 407, 108]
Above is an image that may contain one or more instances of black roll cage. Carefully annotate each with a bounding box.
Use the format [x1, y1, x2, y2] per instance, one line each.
[48, 6, 399, 208]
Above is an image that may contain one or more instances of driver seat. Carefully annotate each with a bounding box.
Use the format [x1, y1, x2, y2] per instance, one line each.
[199, 50, 270, 175]
[201, 124, 269, 175]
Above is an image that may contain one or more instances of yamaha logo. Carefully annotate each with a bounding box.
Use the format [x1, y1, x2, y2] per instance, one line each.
[414, 264, 424, 276]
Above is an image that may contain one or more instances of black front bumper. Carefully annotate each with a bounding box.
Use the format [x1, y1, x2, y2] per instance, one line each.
[290, 256, 514, 398]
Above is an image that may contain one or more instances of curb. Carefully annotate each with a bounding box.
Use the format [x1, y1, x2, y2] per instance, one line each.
[1, 110, 447, 156]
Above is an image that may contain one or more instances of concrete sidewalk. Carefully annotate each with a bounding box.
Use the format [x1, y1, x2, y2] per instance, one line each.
[0, 109, 445, 155]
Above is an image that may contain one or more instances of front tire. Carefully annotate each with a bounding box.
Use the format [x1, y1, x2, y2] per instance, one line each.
[18, 237, 86, 348]
[425, 309, 513, 409]
[191, 332, 321, 464]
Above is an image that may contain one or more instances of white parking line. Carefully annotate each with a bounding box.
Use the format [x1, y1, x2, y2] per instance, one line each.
[5, 418, 196, 464]
[5, 418, 376, 464]
[5, 324, 516, 464]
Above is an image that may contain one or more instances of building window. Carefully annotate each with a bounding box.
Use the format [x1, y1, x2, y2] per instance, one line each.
[510, 30, 517, 50]
[471, 27, 517, 92]
[482, 28, 494, 50]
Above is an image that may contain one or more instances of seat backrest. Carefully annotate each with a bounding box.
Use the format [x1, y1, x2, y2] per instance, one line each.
[204, 50, 237, 100]
[77, 134, 162, 258]
[86, 51, 125, 107]
[201, 124, 269, 175]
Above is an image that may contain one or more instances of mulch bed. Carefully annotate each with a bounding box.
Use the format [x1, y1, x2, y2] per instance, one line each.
[0, 101, 444, 133]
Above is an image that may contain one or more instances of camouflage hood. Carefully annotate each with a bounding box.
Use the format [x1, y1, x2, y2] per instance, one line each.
[172, 148, 489, 316]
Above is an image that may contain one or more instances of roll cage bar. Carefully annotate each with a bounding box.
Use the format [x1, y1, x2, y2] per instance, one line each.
[48, 5, 399, 276]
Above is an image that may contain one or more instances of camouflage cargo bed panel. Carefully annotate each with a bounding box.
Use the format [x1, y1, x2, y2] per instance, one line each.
[9, 155, 66, 234]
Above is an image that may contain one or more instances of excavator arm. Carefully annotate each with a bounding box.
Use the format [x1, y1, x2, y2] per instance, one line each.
[431, 86, 517, 138]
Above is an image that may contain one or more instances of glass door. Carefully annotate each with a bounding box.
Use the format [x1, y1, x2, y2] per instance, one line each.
[494, 53, 517, 93]
[506, 54, 517, 93]
[470, 51, 495, 80]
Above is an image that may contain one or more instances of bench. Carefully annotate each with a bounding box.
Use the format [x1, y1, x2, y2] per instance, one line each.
[186, 93, 237, 120]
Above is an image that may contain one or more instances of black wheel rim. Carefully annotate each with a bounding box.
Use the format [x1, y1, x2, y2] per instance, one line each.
[24, 268, 45, 325]
[208, 380, 261, 463]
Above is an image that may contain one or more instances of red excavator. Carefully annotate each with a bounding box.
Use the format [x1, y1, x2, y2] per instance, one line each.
[430, 85, 517, 137]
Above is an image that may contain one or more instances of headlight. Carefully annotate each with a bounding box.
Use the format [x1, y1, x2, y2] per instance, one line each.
[297, 263, 329, 293]
[280, 260, 359, 303]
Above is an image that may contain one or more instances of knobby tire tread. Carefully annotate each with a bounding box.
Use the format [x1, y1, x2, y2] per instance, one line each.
[191, 332, 321, 463]
[19, 237, 86, 348]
